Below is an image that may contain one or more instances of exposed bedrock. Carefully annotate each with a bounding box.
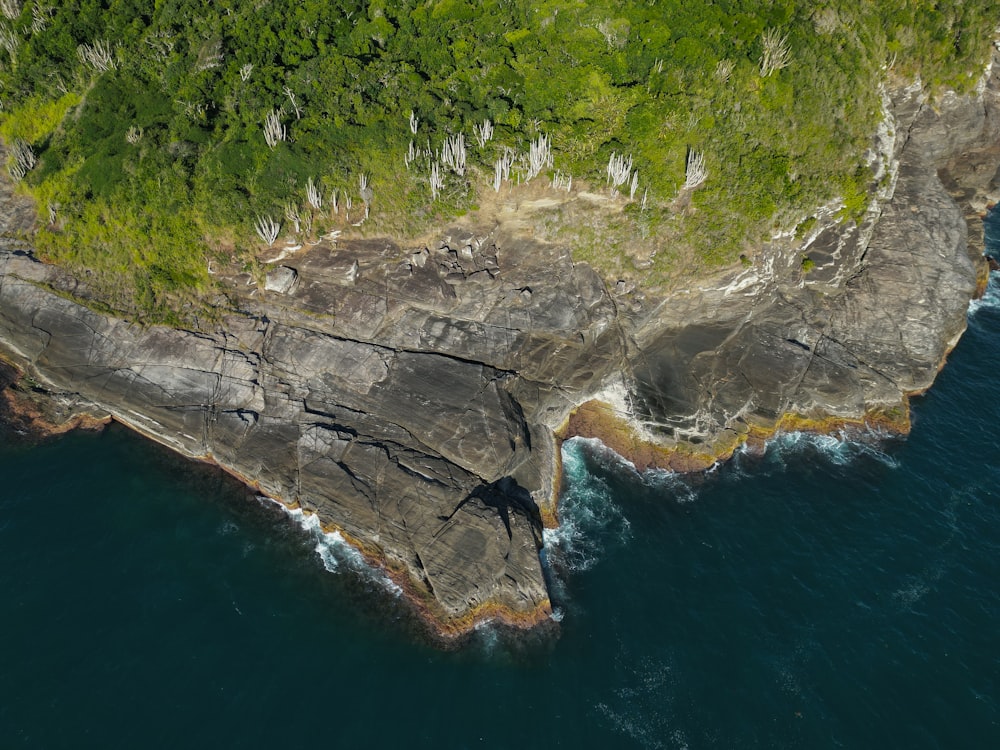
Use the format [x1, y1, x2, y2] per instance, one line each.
[0, 233, 622, 631]
[614, 65, 1000, 451]
[2, 62, 999, 634]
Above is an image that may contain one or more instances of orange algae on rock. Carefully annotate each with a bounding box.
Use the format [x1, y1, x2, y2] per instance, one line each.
[554, 397, 913, 512]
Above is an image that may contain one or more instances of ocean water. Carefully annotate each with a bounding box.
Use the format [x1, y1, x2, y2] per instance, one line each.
[3, 225, 1000, 749]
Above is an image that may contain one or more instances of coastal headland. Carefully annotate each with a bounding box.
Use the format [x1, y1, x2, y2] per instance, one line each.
[2, 59, 1000, 638]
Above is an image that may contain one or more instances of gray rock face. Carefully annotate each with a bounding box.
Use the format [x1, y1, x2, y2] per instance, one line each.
[619, 66, 1000, 445]
[0, 230, 621, 630]
[2, 60, 999, 633]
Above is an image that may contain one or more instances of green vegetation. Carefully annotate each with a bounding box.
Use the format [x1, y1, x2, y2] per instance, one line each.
[0, 0, 997, 314]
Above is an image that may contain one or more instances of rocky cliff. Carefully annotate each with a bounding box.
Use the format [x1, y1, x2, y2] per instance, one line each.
[2, 59, 999, 636]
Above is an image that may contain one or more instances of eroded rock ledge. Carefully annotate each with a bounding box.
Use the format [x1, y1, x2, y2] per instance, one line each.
[2, 62, 999, 637]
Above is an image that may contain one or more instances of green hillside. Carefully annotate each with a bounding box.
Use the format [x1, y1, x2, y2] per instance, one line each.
[0, 0, 996, 316]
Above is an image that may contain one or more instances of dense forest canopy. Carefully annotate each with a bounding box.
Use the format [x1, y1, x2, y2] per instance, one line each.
[0, 0, 997, 316]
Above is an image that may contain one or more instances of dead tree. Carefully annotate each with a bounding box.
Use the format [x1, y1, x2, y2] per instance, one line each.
[492, 148, 515, 192]
[441, 133, 466, 176]
[526, 133, 552, 181]
[473, 119, 494, 148]
[7, 138, 35, 181]
[31, 4, 51, 34]
[284, 203, 302, 234]
[263, 109, 286, 148]
[254, 215, 280, 245]
[283, 86, 303, 120]
[77, 40, 117, 72]
[715, 59, 734, 83]
[0, 0, 20, 21]
[683, 150, 707, 189]
[759, 28, 790, 77]
[0, 22, 18, 63]
[429, 161, 444, 200]
[357, 174, 372, 221]
[606, 151, 632, 190]
[306, 176, 323, 210]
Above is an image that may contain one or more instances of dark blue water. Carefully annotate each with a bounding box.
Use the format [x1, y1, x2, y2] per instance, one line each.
[3, 227, 1000, 748]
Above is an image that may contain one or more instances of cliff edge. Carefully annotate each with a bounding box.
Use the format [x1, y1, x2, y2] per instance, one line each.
[2, 61, 999, 636]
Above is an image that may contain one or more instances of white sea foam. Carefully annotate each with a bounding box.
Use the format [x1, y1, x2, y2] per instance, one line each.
[640, 466, 699, 504]
[738, 428, 901, 471]
[543, 439, 632, 574]
[968, 270, 1000, 316]
[595, 650, 681, 749]
[274, 501, 402, 597]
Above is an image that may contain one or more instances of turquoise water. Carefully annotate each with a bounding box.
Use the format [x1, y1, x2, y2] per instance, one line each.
[3, 225, 1000, 748]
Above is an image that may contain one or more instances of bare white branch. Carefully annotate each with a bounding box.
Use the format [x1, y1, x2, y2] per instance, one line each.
[683, 149, 708, 190]
[254, 215, 280, 245]
[715, 59, 734, 83]
[31, 4, 51, 34]
[7, 138, 35, 181]
[429, 161, 444, 200]
[263, 109, 286, 149]
[473, 119, 494, 148]
[0, 0, 20, 21]
[306, 176, 323, 210]
[441, 133, 466, 176]
[404, 139, 417, 170]
[409, 110, 419, 135]
[196, 40, 223, 72]
[284, 203, 301, 234]
[0, 22, 19, 62]
[596, 18, 628, 50]
[359, 172, 372, 204]
[125, 125, 143, 144]
[283, 86, 303, 120]
[759, 28, 791, 77]
[629, 170, 639, 200]
[526, 133, 552, 181]
[77, 40, 117, 73]
[493, 149, 515, 192]
[239, 62, 254, 82]
[606, 151, 633, 189]
[144, 30, 175, 61]
[302, 212, 315, 243]
[552, 170, 572, 192]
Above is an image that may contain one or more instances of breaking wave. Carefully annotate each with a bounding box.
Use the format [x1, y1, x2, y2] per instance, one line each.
[272, 500, 402, 597]
[969, 269, 1000, 316]
[543, 438, 632, 576]
[736, 429, 901, 472]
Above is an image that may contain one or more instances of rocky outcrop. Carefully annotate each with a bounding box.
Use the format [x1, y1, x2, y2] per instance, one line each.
[0, 231, 623, 633]
[2, 57, 999, 635]
[581, 66, 1000, 464]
